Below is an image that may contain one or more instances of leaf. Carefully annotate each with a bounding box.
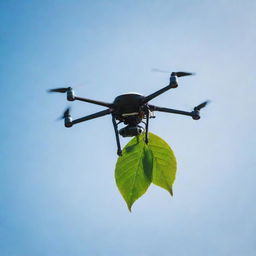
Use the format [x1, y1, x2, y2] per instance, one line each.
[115, 136, 153, 211]
[115, 133, 177, 211]
[148, 133, 177, 195]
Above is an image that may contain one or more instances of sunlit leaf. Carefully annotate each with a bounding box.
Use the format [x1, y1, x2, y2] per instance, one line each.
[148, 133, 177, 195]
[115, 136, 153, 211]
[115, 133, 177, 211]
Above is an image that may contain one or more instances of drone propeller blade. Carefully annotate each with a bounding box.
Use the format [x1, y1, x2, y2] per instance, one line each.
[171, 72, 195, 77]
[63, 107, 71, 117]
[57, 107, 71, 120]
[194, 101, 210, 111]
[48, 87, 71, 93]
[151, 68, 170, 73]
[152, 69, 195, 77]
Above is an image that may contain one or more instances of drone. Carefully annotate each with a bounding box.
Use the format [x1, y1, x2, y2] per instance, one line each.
[48, 72, 209, 156]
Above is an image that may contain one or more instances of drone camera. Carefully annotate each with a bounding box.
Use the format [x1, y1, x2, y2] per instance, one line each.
[119, 125, 144, 137]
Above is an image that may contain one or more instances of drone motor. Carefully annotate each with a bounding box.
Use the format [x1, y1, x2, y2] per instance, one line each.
[67, 87, 75, 101]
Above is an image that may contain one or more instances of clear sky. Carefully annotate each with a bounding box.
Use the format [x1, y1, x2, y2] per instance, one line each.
[1, 0, 256, 255]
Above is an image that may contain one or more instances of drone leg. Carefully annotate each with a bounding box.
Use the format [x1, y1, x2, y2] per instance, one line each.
[112, 115, 122, 156]
[145, 109, 149, 144]
[149, 105, 198, 119]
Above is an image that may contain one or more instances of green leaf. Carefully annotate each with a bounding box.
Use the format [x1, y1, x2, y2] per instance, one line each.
[148, 133, 177, 195]
[115, 133, 177, 211]
[115, 136, 153, 211]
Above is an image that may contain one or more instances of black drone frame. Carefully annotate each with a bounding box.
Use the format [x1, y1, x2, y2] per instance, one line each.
[49, 72, 209, 156]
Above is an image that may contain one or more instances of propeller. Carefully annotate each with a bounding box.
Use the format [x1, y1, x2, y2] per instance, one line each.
[152, 69, 195, 77]
[194, 101, 210, 111]
[171, 72, 195, 77]
[48, 87, 72, 93]
[57, 107, 71, 120]
[151, 68, 170, 73]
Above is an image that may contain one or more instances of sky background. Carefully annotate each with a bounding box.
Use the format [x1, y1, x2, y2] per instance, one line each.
[1, 0, 256, 255]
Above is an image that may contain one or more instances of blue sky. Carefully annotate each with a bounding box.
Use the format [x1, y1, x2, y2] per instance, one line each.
[1, 0, 256, 255]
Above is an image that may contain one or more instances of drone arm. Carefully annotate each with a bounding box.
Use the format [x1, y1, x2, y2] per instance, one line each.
[71, 109, 113, 125]
[149, 105, 198, 119]
[112, 115, 122, 156]
[142, 76, 178, 103]
[73, 96, 113, 108]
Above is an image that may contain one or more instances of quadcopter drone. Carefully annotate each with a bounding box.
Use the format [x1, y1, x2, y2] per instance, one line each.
[49, 72, 208, 156]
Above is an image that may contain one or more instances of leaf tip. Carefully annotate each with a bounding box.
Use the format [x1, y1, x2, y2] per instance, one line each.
[170, 187, 173, 196]
[127, 204, 132, 212]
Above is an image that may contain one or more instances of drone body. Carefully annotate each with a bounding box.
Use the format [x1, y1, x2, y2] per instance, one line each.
[49, 72, 208, 156]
